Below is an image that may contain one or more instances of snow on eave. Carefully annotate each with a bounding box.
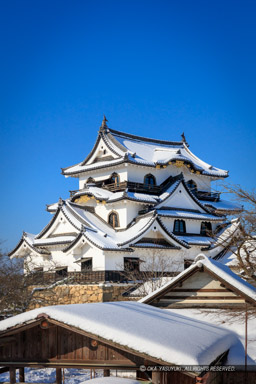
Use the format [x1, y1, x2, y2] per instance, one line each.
[199, 255, 256, 304]
[206, 219, 241, 251]
[9, 233, 50, 258]
[157, 209, 225, 221]
[183, 142, 229, 177]
[0, 301, 239, 366]
[140, 254, 256, 305]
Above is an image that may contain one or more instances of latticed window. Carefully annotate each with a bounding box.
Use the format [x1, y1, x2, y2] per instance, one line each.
[173, 219, 186, 234]
[200, 221, 212, 236]
[187, 179, 197, 194]
[108, 211, 119, 228]
[144, 174, 156, 187]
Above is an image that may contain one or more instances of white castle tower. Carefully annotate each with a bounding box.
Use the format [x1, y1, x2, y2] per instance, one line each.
[10, 117, 241, 282]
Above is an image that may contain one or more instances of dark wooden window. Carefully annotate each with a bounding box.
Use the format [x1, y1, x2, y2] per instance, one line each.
[86, 177, 95, 184]
[124, 257, 140, 272]
[55, 267, 68, 277]
[200, 221, 212, 236]
[81, 258, 92, 271]
[108, 211, 119, 228]
[173, 219, 186, 234]
[144, 174, 156, 188]
[110, 173, 120, 185]
[187, 179, 197, 194]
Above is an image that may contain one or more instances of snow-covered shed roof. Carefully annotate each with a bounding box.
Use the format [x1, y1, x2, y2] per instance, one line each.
[140, 254, 256, 306]
[62, 124, 228, 178]
[0, 301, 242, 366]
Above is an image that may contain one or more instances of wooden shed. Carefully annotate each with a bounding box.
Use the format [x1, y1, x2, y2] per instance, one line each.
[0, 301, 243, 384]
[140, 255, 256, 309]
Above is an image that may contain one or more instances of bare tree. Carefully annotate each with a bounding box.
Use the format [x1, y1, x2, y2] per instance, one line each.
[0, 248, 74, 317]
[219, 184, 256, 285]
[120, 250, 184, 298]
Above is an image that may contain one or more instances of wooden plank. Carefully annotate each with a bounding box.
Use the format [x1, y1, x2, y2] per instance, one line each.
[0, 337, 16, 346]
[160, 296, 244, 300]
[47, 319, 171, 366]
[74, 332, 83, 360]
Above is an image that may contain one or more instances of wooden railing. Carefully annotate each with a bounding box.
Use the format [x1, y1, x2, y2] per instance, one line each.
[70, 175, 220, 201]
[27, 270, 177, 285]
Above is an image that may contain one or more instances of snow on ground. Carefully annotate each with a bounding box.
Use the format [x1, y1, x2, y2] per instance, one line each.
[0, 368, 102, 383]
[167, 308, 256, 364]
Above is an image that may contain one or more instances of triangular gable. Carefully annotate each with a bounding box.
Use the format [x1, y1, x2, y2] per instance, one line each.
[140, 255, 256, 307]
[9, 235, 49, 258]
[81, 131, 123, 166]
[157, 179, 210, 213]
[123, 216, 189, 249]
[36, 203, 80, 240]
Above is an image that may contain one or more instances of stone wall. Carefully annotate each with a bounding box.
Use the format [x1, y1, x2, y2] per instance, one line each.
[28, 283, 134, 310]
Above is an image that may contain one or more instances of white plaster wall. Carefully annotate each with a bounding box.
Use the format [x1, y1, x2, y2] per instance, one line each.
[41, 212, 78, 239]
[95, 201, 142, 228]
[158, 183, 205, 211]
[105, 247, 204, 272]
[126, 164, 212, 191]
[161, 217, 203, 234]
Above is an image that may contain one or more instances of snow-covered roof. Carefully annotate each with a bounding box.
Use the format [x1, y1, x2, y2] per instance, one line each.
[140, 254, 256, 305]
[34, 236, 76, 247]
[202, 199, 243, 213]
[157, 209, 225, 221]
[0, 301, 241, 366]
[72, 185, 159, 205]
[175, 235, 214, 246]
[9, 232, 50, 257]
[62, 126, 228, 178]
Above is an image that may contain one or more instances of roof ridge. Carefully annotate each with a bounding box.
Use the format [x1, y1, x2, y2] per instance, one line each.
[108, 127, 183, 146]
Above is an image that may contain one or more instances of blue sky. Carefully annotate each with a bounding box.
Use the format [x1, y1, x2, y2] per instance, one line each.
[0, 0, 256, 251]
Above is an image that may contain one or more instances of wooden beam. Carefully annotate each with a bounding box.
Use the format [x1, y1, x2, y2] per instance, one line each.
[19, 368, 25, 383]
[9, 367, 16, 384]
[56, 368, 62, 384]
[0, 320, 42, 337]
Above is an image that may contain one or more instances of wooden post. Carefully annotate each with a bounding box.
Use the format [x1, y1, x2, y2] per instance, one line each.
[103, 369, 110, 377]
[10, 367, 16, 384]
[19, 367, 25, 383]
[56, 368, 62, 384]
[152, 371, 161, 384]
